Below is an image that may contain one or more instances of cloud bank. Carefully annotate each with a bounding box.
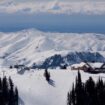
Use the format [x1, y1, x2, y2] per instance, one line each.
[0, 1, 105, 15]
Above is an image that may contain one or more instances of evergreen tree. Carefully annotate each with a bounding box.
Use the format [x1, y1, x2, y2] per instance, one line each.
[67, 72, 105, 105]
[96, 78, 105, 105]
[0, 77, 2, 90]
[2, 76, 9, 105]
[85, 77, 97, 105]
[44, 69, 50, 82]
[75, 71, 85, 105]
[71, 83, 76, 105]
[14, 87, 18, 105]
[67, 92, 71, 105]
[9, 77, 15, 105]
[0, 77, 3, 105]
[0, 76, 19, 105]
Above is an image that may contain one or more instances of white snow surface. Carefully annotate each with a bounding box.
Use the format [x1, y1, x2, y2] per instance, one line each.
[71, 62, 103, 68]
[0, 29, 105, 66]
[71, 62, 88, 68]
[88, 62, 104, 68]
[0, 68, 105, 105]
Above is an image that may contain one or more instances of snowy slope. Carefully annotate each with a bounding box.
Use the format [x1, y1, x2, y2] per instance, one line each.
[1, 68, 105, 105]
[0, 29, 105, 67]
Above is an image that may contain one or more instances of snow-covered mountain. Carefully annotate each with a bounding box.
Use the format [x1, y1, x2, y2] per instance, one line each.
[0, 29, 105, 67]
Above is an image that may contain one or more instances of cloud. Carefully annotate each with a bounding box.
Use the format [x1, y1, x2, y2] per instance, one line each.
[0, 1, 105, 15]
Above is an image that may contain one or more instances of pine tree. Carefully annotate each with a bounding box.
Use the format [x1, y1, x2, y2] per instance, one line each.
[85, 77, 97, 105]
[0, 76, 19, 105]
[2, 76, 9, 105]
[14, 87, 18, 105]
[67, 92, 71, 105]
[67, 72, 105, 105]
[9, 77, 15, 105]
[0, 77, 3, 105]
[71, 83, 76, 105]
[67, 71, 86, 105]
[96, 78, 104, 105]
[44, 69, 50, 82]
[75, 71, 85, 105]
[0, 77, 2, 90]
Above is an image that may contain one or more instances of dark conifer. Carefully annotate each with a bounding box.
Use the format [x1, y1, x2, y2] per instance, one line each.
[2, 76, 9, 105]
[0, 77, 3, 105]
[75, 71, 85, 105]
[9, 77, 15, 105]
[96, 78, 104, 105]
[71, 83, 76, 105]
[14, 87, 18, 105]
[67, 92, 71, 105]
[0, 76, 19, 105]
[44, 69, 50, 82]
[67, 72, 105, 105]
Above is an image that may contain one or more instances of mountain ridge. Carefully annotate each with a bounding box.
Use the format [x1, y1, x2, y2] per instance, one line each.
[0, 29, 105, 68]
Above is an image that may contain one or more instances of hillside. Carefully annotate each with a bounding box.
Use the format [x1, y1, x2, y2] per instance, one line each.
[0, 29, 105, 68]
[0, 68, 105, 105]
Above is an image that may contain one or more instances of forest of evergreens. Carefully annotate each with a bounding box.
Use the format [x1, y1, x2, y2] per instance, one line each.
[67, 71, 105, 105]
[0, 76, 18, 105]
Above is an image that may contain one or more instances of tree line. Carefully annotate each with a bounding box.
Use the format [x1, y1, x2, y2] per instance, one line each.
[0, 76, 18, 105]
[67, 71, 105, 105]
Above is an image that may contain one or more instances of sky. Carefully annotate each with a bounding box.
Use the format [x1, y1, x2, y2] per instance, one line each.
[0, 0, 105, 14]
[0, 0, 105, 33]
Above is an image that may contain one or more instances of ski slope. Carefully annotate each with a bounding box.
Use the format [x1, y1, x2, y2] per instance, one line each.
[1, 68, 105, 105]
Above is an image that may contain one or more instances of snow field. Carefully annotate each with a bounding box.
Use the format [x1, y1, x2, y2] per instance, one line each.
[0, 68, 104, 105]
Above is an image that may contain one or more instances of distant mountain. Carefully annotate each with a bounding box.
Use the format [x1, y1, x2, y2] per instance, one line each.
[0, 29, 105, 68]
[32, 52, 105, 69]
